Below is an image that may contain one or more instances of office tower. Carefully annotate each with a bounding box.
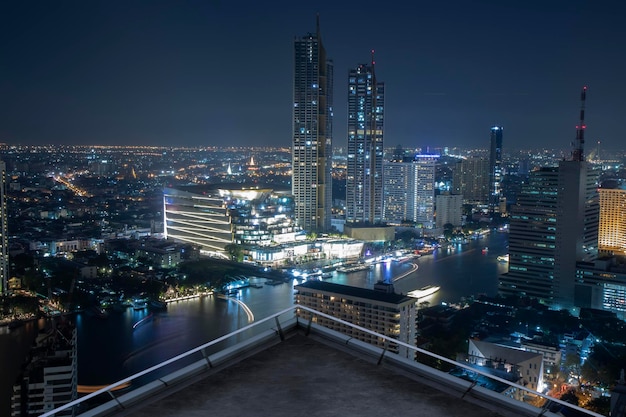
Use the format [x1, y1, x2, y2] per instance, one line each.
[11, 320, 77, 417]
[435, 193, 463, 228]
[452, 157, 489, 206]
[499, 162, 599, 307]
[292, 17, 333, 232]
[346, 57, 384, 224]
[0, 161, 7, 295]
[295, 281, 417, 358]
[489, 126, 503, 212]
[382, 160, 409, 223]
[411, 155, 437, 228]
[383, 154, 437, 227]
[500, 87, 599, 309]
[500, 167, 559, 302]
[555, 159, 599, 307]
[598, 184, 626, 255]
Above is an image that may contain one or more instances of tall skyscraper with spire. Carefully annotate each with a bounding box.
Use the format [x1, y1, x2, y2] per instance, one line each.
[489, 126, 503, 212]
[500, 87, 599, 309]
[292, 17, 333, 232]
[346, 54, 384, 224]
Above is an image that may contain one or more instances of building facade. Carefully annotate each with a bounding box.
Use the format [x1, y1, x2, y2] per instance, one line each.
[489, 126, 503, 212]
[346, 61, 384, 224]
[435, 193, 463, 228]
[11, 321, 77, 417]
[554, 160, 599, 308]
[163, 188, 232, 255]
[452, 157, 490, 206]
[467, 339, 544, 400]
[292, 19, 333, 232]
[220, 189, 301, 246]
[164, 188, 302, 255]
[598, 185, 626, 255]
[382, 158, 410, 223]
[383, 155, 437, 227]
[0, 161, 7, 294]
[500, 168, 559, 302]
[499, 161, 600, 309]
[575, 258, 626, 320]
[295, 281, 417, 358]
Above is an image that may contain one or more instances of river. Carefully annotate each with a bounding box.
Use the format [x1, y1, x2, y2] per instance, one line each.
[0, 231, 508, 413]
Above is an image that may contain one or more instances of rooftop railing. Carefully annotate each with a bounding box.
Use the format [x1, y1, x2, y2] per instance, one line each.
[40, 305, 604, 417]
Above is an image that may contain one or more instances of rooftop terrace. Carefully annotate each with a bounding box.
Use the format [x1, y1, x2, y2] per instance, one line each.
[42, 306, 602, 417]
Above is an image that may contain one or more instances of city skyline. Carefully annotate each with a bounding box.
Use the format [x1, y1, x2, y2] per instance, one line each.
[2, 1, 626, 152]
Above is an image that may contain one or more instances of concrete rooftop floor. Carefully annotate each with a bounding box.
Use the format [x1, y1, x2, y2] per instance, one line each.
[115, 332, 505, 417]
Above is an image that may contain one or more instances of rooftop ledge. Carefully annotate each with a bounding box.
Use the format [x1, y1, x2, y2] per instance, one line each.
[42, 305, 602, 417]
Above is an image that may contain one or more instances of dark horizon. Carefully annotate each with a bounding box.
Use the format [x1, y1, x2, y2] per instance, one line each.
[2, 1, 626, 152]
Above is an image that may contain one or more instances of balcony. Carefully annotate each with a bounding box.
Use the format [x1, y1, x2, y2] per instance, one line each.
[41, 306, 602, 417]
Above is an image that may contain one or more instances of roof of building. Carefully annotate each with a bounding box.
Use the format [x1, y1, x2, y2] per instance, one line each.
[111, 330, 505, 417]
[470, 339, 543, 365]
[44, 309, 596, 417]
[295, 280, 414, 305]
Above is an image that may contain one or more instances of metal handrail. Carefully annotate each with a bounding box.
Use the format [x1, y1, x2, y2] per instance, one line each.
[40, 305, 603, 417]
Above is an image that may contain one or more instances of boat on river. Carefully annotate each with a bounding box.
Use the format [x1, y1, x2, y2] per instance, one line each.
[337, 264, 372, 274]
[132, 298, 148, 310]
[407, 285, 440, 299]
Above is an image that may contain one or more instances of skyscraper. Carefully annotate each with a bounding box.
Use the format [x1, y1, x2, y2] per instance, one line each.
[383, 154, 437, 227]
[452, 156, 490, 205]
[292, 17, 333, 232]
[346, 57, 384, 224]
[0, 161, 7, 295]
[500, 87, 599, 309]
[411, 155, 437, 228]
[500, 167, 560, 302]
[489, 126, 503, 212]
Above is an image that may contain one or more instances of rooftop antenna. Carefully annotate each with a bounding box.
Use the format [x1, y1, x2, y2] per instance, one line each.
[316, 13, 320, 37]
[572, 86, 587, 162]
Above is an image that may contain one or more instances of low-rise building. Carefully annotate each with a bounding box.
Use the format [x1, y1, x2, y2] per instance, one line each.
[468, 339, 544, 401]
[295, 281, 417, 359]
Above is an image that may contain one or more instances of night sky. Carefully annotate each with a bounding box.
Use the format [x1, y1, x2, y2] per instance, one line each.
[1, 1, 625, 151]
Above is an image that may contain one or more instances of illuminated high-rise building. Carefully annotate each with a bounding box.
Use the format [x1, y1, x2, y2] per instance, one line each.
[0, 160, 7, 295]
[489, 126, 503, 212]
[292, 17, 333, 232]
[500, 167, 559, 302]
[383, 154, 437, 227]
[500, 87, 599, 309]
[598, 184, 626, 255]
[452, 157, 489, 206]
[499, 163, 599, 308]
[575, 179, 626, 319]
[346, 58, 384, 224]
[382, 159, 410, 223]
